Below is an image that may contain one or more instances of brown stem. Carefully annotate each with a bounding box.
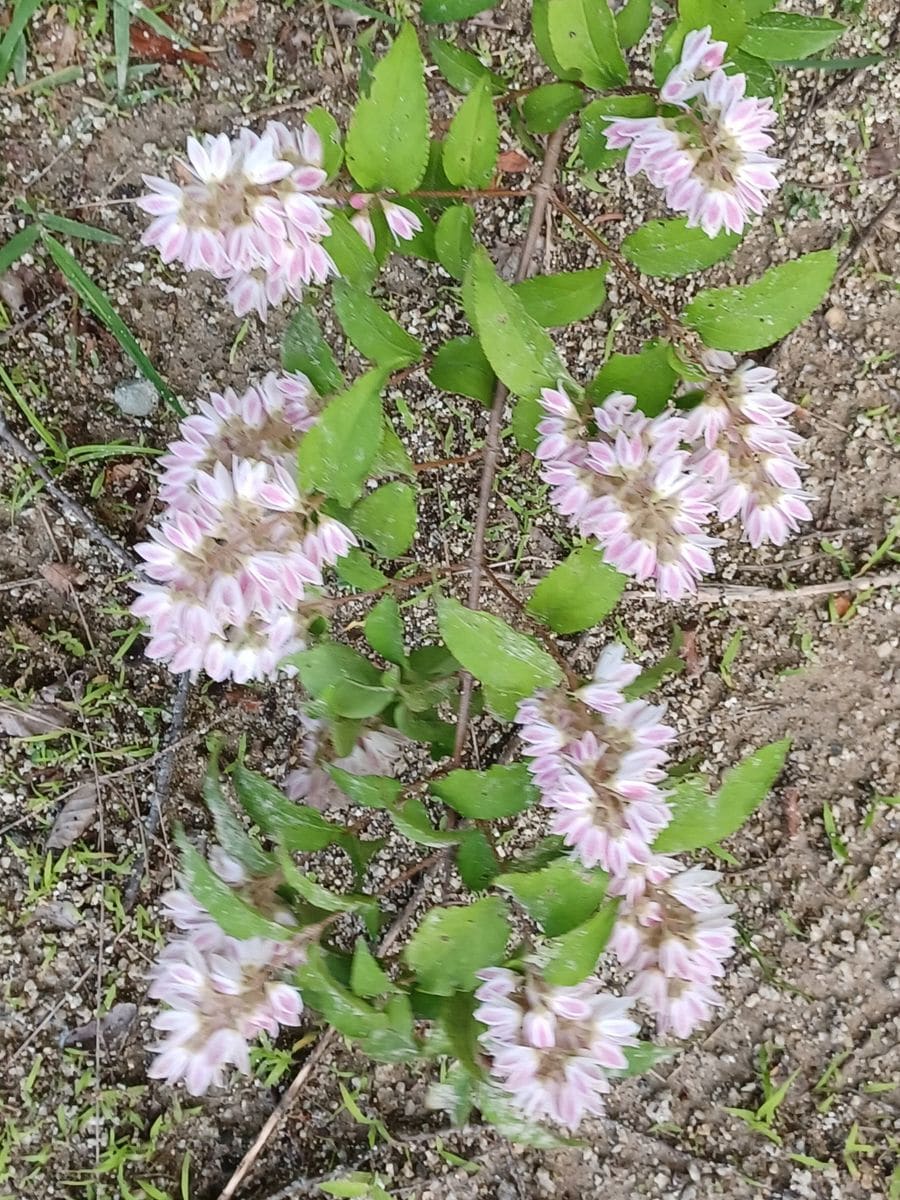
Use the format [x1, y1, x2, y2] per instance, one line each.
[550, 195, 694, 350]
[306, 562, 472, 613]
[451, 124, 570, 765]
[414, 450, 484, 473]
[484, 566, 580, 690]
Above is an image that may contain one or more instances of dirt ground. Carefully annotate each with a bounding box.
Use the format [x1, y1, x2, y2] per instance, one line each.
[1, 2, 898, 1199]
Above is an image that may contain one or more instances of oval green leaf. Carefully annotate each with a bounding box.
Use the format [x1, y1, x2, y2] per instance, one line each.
[526, 546, 626, 633]
[622, 217, 741, 278]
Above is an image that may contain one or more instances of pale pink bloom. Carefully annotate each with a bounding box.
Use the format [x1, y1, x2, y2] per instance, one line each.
[516, 646, 676, 873]
[158, 372, 315, 508]
[537, 390, 720, 600]
[605, 38, 782, 238]
[610, 861, 736, 1038]
[686, 353, 812, 547]
[660, 26, 728, 105]
[475, 968, 639, 1130]
[138, 120, 336, 318]
[350, 210, 376, 252]
[382, 200, 422, 242]
[148, 844, 306, 1095]
[284, 718, 408, 810]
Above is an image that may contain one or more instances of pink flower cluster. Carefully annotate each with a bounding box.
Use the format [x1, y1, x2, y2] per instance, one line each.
[285, 715, 408, 809]
[133, 372, 355, 683]
[517, 644, 675, 873]
[605, 26, 782, 237]
[537, 387, 720, 601]
[686, 352, 812, 547]
[138, 123, 424, 318]
[148, 849, 305, 1095]
[474, 967, 639, 1129]
[139, 122, 335, 320]
[503, 644, 738, 1070]
[610, 860, 737, 1039]
[536, 372, 811, 598]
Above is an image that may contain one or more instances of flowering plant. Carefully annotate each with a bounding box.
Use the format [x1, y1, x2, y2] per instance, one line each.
[132, 1, 843, 1145]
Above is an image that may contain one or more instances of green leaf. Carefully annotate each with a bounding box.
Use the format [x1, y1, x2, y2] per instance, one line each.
[349, 481, 417, 557]
[321, 210, 378, 290]
[364, 596, 407, 665]
[727, 48, 777, 97]
[350, 938, 397, 998]
[522, 82, 583, 134]
[429, 335, 494, 406]
[741, 13, 845, 62]
[0, 0, 42, 84]
[298, 945, 392, 1040]
[345, 24, 429, 192]
[684, 250, 838, 352]
[653, 20, 687, 85]
[422, 0, 495, 19]
[527, 546, 626, 633]
[202, 749, 273, 877]
[40, 232, 180, 414]
[473, 1082, 575, 1148]
[0, 224, 39, 276]
[292, 643, 383, 694]
[336, 548, 390, 590]
[468, 247, 566, 399]
[588, 340, 678, 417]
[615, 0, 652, 49]
[436, 594, 562, 704]
[322, 677, 395, 720]
[617, 1042, 677, 1076]
[232, 763, 340, 852]
[443, 77, 500, 188]
[177, 832, 292, 941]
[333, 281, 422, 370]
[297, 369, 385, 506]
[546, 0, 628, 90]
[543, 899, 619, 985]
[579, 94, 656, 170]
[510, 395, 542, 453]
[512, 266, 608, 328]
[37, 213, 122, 244]
[278, 851, 380, 935]
[679, 0, 746, 47]
[431, 763, 538, 819]
[532, 0, 579, 81]
[404, 897, 510, 994]
[623, 625, 684, 699]
[370, 419, 414, 478]
[622, 217, 741, 278]
[654, 739, 791, 853]
[496, 859, 608, 937]
[435, 205, 475, 280]
[328, 768, 404, 810]
[306, 106, 344, 180]
[389, 797, 463, 848]
[456, 830, 499, 891]
[112, 0, 129, 97]
[427, 36, 502, 94]
[282, 305, 345, 396]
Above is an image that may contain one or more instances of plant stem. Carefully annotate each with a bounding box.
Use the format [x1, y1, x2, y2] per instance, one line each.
[452, 124, 570, 764]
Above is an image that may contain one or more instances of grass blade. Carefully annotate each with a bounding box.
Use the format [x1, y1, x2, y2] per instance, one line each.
[113, 0, 130, 96]
[14, 64, 85, 93]
[0, 223, 40, 275]
[0, 0, 43, 84]
[38, 213, 123, 244]
[40, 231, 183, 415]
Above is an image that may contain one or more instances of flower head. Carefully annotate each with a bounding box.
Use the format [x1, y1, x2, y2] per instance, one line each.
[475, 967, 639, 1129]
[686, 353, 812, 546]
[516, 645, 675, 874]
[605, 29, 782, 238]
[537, 388, 720, 600]
[139, 121, 336, 318]
[148, 845, 305, 1095]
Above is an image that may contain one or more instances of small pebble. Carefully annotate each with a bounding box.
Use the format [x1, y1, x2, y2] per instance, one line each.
[825, 305, 847, 332]
[114, 377, 158, 417]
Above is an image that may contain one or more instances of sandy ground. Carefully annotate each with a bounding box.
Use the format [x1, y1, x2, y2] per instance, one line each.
[1, 2, 898, 1199]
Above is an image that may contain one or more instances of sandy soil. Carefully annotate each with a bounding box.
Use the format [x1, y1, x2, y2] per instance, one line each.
[1, 2, 898, 1199]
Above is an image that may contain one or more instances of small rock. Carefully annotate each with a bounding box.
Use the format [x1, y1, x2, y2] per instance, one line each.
[824, 306, 847, 333]
[876, 640, 893, 660]
[114, 377, 158, 417]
